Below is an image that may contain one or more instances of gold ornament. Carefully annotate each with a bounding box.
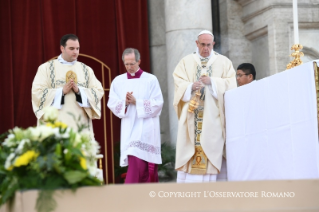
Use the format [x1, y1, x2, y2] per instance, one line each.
[66, 70, 78, 83]
[286, 44, 304, 70]
[188, 90, 201, 113]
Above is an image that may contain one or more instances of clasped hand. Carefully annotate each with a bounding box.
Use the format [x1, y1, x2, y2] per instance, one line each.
[63, 80, 79, 95]
[192, 76, 211, 91]
[126, 92, 136, 105]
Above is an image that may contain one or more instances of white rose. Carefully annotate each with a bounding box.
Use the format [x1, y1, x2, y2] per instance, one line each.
[43, 107, 59, 122]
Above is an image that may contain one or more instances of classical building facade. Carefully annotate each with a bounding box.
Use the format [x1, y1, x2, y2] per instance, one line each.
[148, 0, 319, 144]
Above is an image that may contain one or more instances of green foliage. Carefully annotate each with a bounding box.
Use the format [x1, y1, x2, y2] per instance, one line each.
[158, 142, 177, 182]
[113, 142, 127, 183]
[0, 108, 102, 212]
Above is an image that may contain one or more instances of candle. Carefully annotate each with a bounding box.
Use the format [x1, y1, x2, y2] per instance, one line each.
[293, 0, 299, 44]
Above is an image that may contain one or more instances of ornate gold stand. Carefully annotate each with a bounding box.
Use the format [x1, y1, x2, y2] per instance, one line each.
[286, 44, 304, 69]
[314, 62, 319, 138]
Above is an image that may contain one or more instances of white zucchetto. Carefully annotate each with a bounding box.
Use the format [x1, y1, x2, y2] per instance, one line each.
[198, 30, 214, 38]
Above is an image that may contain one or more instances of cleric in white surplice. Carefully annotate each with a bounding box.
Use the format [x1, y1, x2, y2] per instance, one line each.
[107, 48, 164, 183]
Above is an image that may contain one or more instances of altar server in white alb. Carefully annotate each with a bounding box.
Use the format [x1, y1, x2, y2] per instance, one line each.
[32, 34, 104, 138]
[173, 30, 237, 183]
[108, 48, 163, 183]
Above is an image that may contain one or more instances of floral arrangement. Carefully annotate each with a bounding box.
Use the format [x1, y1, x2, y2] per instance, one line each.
[0, 107, 102, 211]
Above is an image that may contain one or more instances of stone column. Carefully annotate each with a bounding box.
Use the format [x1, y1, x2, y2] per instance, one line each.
[219, 0, 252, 70]
[148, 0, 171, 143]
[164, 0, 212, 144]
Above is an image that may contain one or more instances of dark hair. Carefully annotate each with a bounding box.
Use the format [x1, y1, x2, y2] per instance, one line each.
[237, 63, 256, 80]
[60, 34, 79, 47]
[122, 48, 140, 62]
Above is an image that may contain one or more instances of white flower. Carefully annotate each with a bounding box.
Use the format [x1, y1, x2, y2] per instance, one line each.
[12, 127, 24, 140]
[38, 126, 54, 141]
[15, 139, 30, 154]
[2, 134, 16, 147]
[63, 149, 68, 154]
[80, 131, 91, 143]
[53, 127, 70, 139]
[43, 107, 58, 122]
[29, 127, 40, 141]
[88, 165, 98, 177]
[29, 126, 54, 142]
[4, 153, 15, 170]
[81, 144, 86, 149]
[78, 132, 100, 156]
[89, 140, 100, 156]
[74, 134, 82, 146]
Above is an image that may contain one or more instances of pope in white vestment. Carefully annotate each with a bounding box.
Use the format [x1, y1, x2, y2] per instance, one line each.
[173, 30, 237, 183]
[108, 48, 163, 183]
[31, 34, 104, 141]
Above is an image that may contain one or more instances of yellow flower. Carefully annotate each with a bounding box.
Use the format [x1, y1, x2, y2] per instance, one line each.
[79, 157, 87, 170]
[54, 122, 67, 129]
[14, 150, 39, 167]
[46, 123, 55, 128]
[46, 122, 67, 129]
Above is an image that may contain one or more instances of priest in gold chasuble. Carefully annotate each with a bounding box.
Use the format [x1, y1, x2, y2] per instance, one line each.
[173, 30, 237, 183]
[31, 34, 104, 141]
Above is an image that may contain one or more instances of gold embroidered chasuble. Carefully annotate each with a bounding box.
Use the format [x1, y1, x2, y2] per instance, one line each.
[173, 52, 236, 174]
[32, 59, 104, 136]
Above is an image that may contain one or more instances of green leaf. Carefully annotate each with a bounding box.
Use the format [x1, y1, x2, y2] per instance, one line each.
[64, 151, 72, 162]
[55, 144, 61, 157]
[0, 176, 18, 206]
[63, 171, 87, 184]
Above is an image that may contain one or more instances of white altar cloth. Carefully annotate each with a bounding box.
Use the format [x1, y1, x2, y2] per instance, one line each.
[225, 61, 319, 181]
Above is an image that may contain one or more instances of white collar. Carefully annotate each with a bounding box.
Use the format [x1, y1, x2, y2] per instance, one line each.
[58, 54, 77, 65]
[195, 47, 214, 60]
[130, 67, 140, 76]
